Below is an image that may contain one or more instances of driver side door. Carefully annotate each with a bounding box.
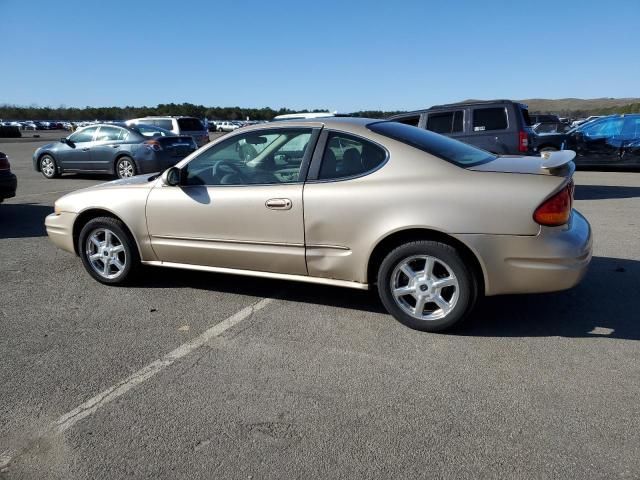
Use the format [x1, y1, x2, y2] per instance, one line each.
[145, 127, 320, 275]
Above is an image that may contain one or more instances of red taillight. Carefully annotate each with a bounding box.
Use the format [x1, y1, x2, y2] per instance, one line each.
[534, 181, 574, 226]
[0, 154, 9, 171]
[518, 130, 528, 152]
[144, 140, 162, 152]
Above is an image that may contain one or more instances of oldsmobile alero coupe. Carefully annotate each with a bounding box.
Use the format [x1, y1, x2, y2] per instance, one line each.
[45, 118, 592, 331]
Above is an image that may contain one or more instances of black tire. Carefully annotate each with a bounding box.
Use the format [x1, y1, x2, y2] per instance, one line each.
[115, 156, 136, 179]
[40, 154, 59, 179]
[78, 216, 139, 285]
[377, 240, 477, 332]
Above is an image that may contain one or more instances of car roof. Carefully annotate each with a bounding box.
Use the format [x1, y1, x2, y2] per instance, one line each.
[390, 99, 528, 118]
[230, 117, 379, 135]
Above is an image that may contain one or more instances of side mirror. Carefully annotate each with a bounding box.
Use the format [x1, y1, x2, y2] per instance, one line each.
[162, 167, 181, 186]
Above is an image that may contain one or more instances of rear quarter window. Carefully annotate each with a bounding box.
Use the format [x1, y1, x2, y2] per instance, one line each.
[368, 121, 495, 167]
[177, 118, 205, 131]
[472, 107, 508, 131]
[153, 119, 174, 130]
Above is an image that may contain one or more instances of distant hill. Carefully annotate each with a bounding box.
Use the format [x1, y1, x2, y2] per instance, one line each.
[518, 98, 640, 116]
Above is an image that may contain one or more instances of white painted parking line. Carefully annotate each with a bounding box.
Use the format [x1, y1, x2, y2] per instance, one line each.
[0, 297, 273, 471]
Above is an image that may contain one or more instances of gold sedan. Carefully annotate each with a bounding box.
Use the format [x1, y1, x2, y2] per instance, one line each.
[45, 118, 592, 331]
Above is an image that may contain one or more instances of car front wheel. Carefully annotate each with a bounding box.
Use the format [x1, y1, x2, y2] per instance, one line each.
[116, 156, 136, 179]
[377, 240, 477, 332]
[78, 217, 138, 285]
[40, 155, 59, 179]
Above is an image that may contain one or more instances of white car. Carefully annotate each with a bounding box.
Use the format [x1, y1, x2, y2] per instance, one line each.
[126, 116, 209, 147]
[217, 121, 240, 132]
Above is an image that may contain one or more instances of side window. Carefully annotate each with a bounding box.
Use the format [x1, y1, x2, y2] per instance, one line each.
[473, 107, 508, 131]
[184, 129, 312, 186]
[394, 115, 421, 127]
[318, 132, 386, 180]
[153, 119, 174, 131]
[137, 125, 170, 137]
[581, 118, 624, 138]
[68, 126, 98, 143]
[426, 111, 464, 134]
[96, 126, 128, 142]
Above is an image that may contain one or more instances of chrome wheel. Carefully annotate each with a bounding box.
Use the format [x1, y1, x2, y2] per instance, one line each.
[117, 158, 134, 178]
[41, 156, 55, 177]
[85, 228, 127, 280]
[390, 255, 459, 321]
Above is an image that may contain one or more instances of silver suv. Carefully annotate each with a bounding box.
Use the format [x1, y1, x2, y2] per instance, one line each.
[127, 116, 209, 147]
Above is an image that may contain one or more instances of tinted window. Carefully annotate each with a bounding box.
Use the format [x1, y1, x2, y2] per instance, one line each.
[621, 117, 640, 140]
[473, 107, 508, 131]
[69, 126, 98, 143]
[393, 115, 421, 127]
[318, 132, 386, 180]
[96, 126, 128, 142]
[426, 111, 464, 134]
[580, 117, 624, 137]
[177, 118, 205, 131]
[153, 119, 174, 130]
[368, 121, 495, 167]
[184, 129, 312, 186]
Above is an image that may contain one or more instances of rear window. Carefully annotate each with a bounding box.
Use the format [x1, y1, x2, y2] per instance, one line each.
[367, 121, 495, 167]
[473, 107, 508, 131]
[177, 118, 205, 132]
[393, 115, 421, 127]
[426, 111, 463, 134]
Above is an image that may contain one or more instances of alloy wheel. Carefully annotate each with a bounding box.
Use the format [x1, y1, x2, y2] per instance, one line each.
[85, 228, 127, 280]
[390, 255, 459, 321]
[41, 157, 55, 177]
[117, 159, 134, 178]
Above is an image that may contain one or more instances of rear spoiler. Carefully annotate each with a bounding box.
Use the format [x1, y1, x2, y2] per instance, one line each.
[541, 150, 575, 171]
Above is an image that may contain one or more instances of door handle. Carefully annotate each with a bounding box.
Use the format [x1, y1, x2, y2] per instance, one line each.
[82, 147, 90, 151]
[265, 198, 292, 210]
[111, 144, 119, 148]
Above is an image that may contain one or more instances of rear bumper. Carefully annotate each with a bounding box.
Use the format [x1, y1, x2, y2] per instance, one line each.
[45, 211, 77, 254]
[455, 210, 592, 296]
[0, 172, 17, 200]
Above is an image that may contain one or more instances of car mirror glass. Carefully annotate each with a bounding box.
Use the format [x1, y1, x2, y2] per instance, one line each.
[162, 167, 181, 186]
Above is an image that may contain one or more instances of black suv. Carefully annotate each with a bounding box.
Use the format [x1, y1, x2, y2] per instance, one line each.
[0, 152, 17, 203]
[389, 100, 534, 155]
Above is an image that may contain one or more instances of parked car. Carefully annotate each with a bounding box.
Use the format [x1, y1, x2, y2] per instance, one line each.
[0, 152, 17, 203]
[45, 118, 591, 332]
[532, 122, 571, 135]
[531, 122, 573, 152]
[217, 121, 240, 132]
[126, 116, 209, 147]
[33, 123, 197, 179]
[530, 114, 640, 166]
[389, 100, 535, 155]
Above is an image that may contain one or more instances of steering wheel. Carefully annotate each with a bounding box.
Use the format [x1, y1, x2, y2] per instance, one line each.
[211, 160, 246, 183]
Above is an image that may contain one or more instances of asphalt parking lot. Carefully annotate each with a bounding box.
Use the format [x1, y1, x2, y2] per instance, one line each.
[1, 136, 639, 479]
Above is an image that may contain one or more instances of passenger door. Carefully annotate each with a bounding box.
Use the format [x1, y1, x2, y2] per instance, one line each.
[146, 127, 319, 274]
[92, 126, 130, 172]
[573, 117, 625, 166]
[61, 126, 98, 171]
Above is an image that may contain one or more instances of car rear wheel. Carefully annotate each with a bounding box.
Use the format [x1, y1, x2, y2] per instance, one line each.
[116, 156, 136, 179]
[40, 155, 59, 179]
[377, 241, 476, 332]
[78, 217, 138, 285]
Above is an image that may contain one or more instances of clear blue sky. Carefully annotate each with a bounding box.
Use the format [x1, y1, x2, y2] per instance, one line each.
[1, 0, 638, 111]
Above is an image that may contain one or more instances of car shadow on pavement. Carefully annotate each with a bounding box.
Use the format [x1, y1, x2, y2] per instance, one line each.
[0, 203, 52, 239]
[575, 184, 640, 200]
[135, 256, 639, 340]
[464, 256, 640, 340]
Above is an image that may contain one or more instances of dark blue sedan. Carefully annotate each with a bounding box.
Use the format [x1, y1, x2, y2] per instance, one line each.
[33, 123, 198, 179]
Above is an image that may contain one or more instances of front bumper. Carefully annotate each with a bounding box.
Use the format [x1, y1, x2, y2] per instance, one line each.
[45, 211, 77, 254]
[0, 172, 17, 200]
[456, 210, 592, 296]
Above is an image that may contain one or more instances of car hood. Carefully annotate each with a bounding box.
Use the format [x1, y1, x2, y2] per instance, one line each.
[85, 173, 158, 190]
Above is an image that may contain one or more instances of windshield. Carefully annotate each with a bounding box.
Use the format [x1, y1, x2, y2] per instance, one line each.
[368, 121, 495, 167]
[177, 118, 205, 131]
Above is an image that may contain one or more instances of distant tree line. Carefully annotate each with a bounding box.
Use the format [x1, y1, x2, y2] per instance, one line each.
[2, 101, 637, 122]
[0, 103, 408, 121]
